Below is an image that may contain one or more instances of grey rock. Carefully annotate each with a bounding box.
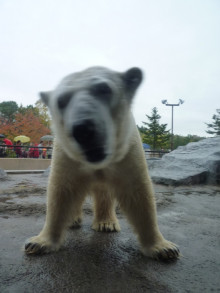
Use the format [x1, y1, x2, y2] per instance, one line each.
[148, 136, 220, 185]
[43, 166, 51, 177]
[0, 168, 7, 180]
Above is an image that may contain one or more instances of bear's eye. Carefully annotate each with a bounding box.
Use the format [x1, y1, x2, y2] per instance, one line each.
[57, 92, 72, 109]
[90, 82, 112, 101]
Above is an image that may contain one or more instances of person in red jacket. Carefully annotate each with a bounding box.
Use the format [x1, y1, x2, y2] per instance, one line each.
[33, 143, 39, 158]
[15, 140, 22, 158]
[28, 143, 34, 158]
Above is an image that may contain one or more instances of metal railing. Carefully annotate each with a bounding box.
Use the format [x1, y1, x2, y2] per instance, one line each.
[0, 144, 169, 159]
[0, 144, 52, 158]
[144, 150, 169, 158]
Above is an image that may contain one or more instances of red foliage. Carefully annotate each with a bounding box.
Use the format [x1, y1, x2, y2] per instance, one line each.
[1, 110, 51, 143]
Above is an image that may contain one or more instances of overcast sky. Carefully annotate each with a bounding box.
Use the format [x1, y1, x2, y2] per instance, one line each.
[0, 0, 219, 137]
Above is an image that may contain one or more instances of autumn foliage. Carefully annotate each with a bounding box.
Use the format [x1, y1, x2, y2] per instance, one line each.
[1, 109, 51, 143]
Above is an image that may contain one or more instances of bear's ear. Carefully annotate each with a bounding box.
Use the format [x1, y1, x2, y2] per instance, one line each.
[39, 91, 51, 106]
[123, 67, 143, 93]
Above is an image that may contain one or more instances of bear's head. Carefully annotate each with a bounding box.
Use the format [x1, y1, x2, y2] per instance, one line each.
[40, 66, 143, 169]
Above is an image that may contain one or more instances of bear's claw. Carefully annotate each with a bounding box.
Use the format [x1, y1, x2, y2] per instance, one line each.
[70, 217, 82, 229]
[24, 235, 61, 255]
[25, 242, 46, 255]
[24, 241, 54, 255]
[142, 240, 180, 260]
[92, 221, 121, 232]
[156, 246, 180, 260]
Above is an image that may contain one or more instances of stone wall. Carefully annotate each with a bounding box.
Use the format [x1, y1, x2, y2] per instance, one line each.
[0, 158, 51, 171]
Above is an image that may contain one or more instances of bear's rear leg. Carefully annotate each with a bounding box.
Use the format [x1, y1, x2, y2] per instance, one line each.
[69, 206, 83, 229]
[92, 190, 120, 232]
[69, 216, 82, 229]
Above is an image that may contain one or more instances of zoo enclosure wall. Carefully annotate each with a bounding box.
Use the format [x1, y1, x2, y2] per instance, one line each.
[0, 158, 51, 171]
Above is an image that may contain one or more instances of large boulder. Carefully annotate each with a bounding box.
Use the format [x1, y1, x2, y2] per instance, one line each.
[148, 136, 220, 185]
[0, 168, 7, 180]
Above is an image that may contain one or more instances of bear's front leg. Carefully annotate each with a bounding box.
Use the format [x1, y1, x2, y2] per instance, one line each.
[116, 178, 179, 260]
[24, 167, 87, 255]
[115, 151, 180, 260]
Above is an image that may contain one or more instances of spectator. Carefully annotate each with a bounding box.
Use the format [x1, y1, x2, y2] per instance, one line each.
[22, 147, 28, 158]
[33, 143, 39, 158]
[28, 143, 34, 158]
[15, 140, 22, 158]
[42, 146, 47, 159]
[38, 141, 43, 158]
[0, 141, 6, 157]
[47, 141, 53, 159]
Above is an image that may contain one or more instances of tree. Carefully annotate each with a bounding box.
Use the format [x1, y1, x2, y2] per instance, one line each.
[18, 104, 39, 116]
[0, 101, 19, 122]
[140, 107, 170, 150]
[1, 109, 51, 143]
[35, 100, 51, 128]
[206, 109, 220, 135]
[173, 134, 204, 149]
[0, 99, 52, 142]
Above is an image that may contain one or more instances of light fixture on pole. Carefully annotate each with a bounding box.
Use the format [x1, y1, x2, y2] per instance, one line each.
[161, 99, 184, 150]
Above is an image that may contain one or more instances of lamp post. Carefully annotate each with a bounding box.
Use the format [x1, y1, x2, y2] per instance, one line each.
[161, 99, 184, 150]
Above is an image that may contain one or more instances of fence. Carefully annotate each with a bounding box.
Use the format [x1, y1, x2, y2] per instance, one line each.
[144, 150, 169, 159]
[0, 144, 169, 159]
[0, 144, 52, 159]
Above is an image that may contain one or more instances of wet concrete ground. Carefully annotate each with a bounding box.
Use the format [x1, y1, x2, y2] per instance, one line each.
[0, 174, 220, 293]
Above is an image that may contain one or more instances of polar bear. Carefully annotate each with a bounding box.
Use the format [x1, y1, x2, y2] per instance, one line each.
[24, 66, 179, 260]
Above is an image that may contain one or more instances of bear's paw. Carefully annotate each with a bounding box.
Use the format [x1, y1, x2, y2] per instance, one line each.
[69, 217, 82, 229]
[24, 235, 61, 255]
[142, 240, 180, 261]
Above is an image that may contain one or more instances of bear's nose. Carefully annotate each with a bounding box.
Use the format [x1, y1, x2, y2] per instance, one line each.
[72, 119, 107, 163]
[72, 119, 96, 147]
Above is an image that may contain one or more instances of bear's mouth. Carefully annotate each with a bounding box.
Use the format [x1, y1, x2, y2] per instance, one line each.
[84, 147, 107, 163]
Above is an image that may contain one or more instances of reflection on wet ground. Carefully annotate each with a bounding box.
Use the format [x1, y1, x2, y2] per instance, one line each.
[0, 174, 220, 292]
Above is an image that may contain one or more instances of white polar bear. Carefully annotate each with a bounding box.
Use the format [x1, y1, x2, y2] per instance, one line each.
[24, 67, 179, 260]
